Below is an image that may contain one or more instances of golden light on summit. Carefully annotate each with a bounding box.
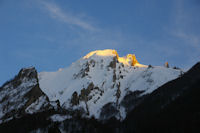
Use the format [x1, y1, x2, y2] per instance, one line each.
[118, 54, 138, 66]
[83, 49, 147, 67]
[83, 49, 119, 59]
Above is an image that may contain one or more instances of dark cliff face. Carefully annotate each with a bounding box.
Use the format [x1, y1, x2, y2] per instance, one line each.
[0, 63, 200, 133]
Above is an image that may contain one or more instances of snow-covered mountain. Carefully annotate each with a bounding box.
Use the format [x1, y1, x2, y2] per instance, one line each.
[38, 49, 182, 120]
[1, 49, 200, 133]
[0, 49, 183, 128]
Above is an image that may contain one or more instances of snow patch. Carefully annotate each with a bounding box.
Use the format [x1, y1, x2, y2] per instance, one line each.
[50, 114, 72, 122]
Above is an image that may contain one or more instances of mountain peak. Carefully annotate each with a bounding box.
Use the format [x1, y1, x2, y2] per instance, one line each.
[83, 49, 145, 67]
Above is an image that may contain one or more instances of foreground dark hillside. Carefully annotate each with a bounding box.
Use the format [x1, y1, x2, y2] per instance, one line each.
[0, 63, 200, 133]
[123, 62, 200, 133]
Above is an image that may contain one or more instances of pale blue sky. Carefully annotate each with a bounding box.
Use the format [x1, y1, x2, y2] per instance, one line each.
[0, 0, 200, 85]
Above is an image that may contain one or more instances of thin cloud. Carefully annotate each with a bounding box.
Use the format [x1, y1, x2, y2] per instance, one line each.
[39, 1, 97, 31]
[172, 31, 200, 50]
[171, 0, 200, 49]
[165, 0, 200, 67]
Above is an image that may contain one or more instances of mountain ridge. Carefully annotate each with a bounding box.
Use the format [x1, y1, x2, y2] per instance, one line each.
[2, 49, 198, 133]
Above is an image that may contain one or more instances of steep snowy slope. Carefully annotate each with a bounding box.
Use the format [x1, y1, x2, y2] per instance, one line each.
[38, 49, 182, 120]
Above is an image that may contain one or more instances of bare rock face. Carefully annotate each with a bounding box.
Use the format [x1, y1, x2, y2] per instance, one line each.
[0, 67, 51, 123]
[108, 56, 117, 69]
[70, 91, 79, 106]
